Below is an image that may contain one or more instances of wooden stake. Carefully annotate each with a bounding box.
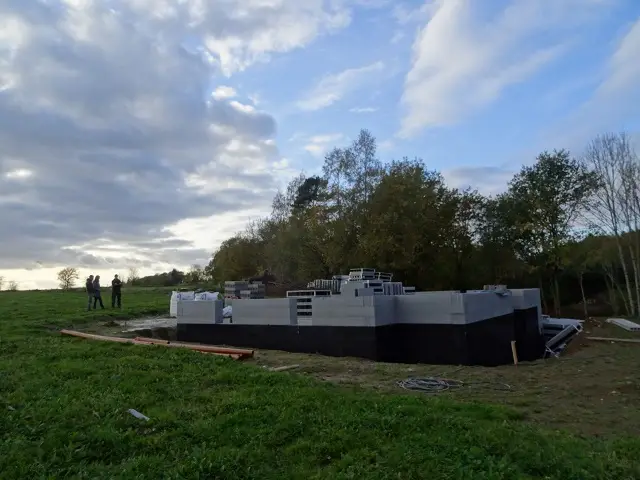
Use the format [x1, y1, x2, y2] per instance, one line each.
[511, 340, 518, 366]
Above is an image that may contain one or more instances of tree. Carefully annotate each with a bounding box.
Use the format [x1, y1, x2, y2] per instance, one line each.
[57, 267, 79, 290]
[503, 150, 600, 315]
[583, 132, 639, 316]
[7, 280, 18, 291]
[477, 196, 525, 285]
[292, 176, 328, 211]
[185, 264, 205, 285]
[563, 236, 599, 319]
[200, 128, 635, 317]
[127, 267, 140, 285]
[360, 158, 458, 288]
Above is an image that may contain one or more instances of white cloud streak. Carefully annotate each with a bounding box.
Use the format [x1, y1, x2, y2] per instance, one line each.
[297, 61, 385, 111]
[399, 0, 611, 137]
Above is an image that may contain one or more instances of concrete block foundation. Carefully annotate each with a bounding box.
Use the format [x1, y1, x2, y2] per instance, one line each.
[177, 286, 546, 366]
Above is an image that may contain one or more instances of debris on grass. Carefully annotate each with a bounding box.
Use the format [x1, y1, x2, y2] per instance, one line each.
[605, 318, 640, 332]
[587, 336, 640, 344]
[397, 377, 512, 394]
[269, 364, 300, 372]
[128, 409, 150, 421]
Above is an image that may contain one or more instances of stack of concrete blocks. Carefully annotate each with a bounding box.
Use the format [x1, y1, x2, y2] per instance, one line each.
[225, 281, 248, 298]
[375, 272, 393, 282]
[307, 279, 342, 294]
[240, 282, 265, 299]
[176, 299, 223, 325]
[363, 279, 384, 294]
[383, 282, 404, 295]
[340, 281, 378, 297]
[403, 286, 416, 294]
[231, 298, 297, 326]
[348, 268, 376, 281]
[286, 290, 331, 325]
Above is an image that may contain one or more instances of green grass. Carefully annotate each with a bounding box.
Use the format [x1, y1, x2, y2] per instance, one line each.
[1, 289, 639, 479]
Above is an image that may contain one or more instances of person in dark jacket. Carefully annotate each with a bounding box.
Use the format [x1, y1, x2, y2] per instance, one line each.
[85, 275, 94, 311]
[111, 274, 122, 308]
[92, 275, 105, 309]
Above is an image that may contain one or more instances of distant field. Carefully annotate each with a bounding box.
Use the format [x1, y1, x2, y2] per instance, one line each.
[1, 289, 639, 479]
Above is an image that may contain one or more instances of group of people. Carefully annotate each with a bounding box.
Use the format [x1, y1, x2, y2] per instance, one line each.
[85, 274, 123, 311]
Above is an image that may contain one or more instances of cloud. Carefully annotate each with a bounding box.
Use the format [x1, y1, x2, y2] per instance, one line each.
[303, 134, 345, 157]
[297, 61, 385, 111]
[544, 16, 640, 149]
[399, 0, 609, 137]
[212, 86, 237, 100]
[444, 165, 516, 196]
[598, 18, 640, 96]
[350, 107, 378, 113]
[124, 0, 356, 77]
[392, 1, 439, 25]
[0, 0, 365, 278]
[378, 139, 394, 151]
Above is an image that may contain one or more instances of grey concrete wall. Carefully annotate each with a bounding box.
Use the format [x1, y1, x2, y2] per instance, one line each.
[510, 288, 542, 333]
[395, 291, 464, 324]
[311, 296, 376, 327]
[183, 288, 528, 328]
[232, 298, 297, 325]
[356, 287, 375, 296]
[372, 295, 395, 326]
[394, 291, 513, 325]
[177, 300, 223, 324]
[340, 281, 364, 297]
[462, 291, 514, 324]
[509, 289, 540, 309]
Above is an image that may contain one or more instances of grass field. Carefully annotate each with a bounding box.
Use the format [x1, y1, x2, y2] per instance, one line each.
[1, 288, 640, 479]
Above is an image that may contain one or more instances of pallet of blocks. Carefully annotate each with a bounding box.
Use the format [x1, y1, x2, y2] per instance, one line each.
[240, 282, 265, 299]
[348, 268, 376, 281]
[308, 278, 342, 294]
[224, 280, 248, 298]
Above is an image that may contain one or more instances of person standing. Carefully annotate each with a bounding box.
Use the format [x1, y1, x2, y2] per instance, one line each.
[85, 275, 94, 311]
[111, 274, 122, 308]
[92, 275, 105, 310]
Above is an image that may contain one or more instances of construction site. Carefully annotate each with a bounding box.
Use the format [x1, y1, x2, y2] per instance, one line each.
[169, 268, 569, 367]
[58, 271, 640, 439]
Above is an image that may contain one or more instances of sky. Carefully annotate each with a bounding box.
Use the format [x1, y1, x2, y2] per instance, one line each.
[1, 0, 639, 290]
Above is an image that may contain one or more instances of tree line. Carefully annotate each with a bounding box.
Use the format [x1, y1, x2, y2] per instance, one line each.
[0, 276, 18, 291]
[53, 266, 207, 290]
[204, 130, 640, 318]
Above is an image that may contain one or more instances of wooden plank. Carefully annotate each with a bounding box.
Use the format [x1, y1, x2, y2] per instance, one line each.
[133, 336, 254, 356]
[60, 330, 246, 359]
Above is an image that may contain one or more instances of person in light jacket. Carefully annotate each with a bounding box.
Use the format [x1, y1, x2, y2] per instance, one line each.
[92, 275, 105, 310]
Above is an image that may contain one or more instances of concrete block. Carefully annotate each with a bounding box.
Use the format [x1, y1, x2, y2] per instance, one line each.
[177, 300, 222, 324]
[311, 297, 376, 326]
[395, 292, 462, 324]
[318, 296, 366, 307]
[340, 282, 364, 297]
[232, 298, 296, 325]
[510, 288, 542, 332]
[510, 289, 541, 309]
[373, 295, 395, 326]
[462, 291, 514, 324]
[356, 288, 375, 296]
